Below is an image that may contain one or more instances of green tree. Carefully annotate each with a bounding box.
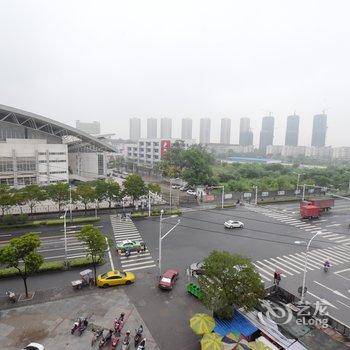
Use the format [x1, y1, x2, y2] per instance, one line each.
[22, 184, 47, 216]
[199, 251, 265, 319]
[123, 174, 146, 204]
[0, 233, 44, 297]
[147, 183, 161, 194]
[46, 183, 70, 212]
[95, 180, 121, 208]
[181, 145, 215, 186]
[77, 225, 107, 284]
[158, 141, 185, 177]
[75, 183, 96, 213]
[0, 184, 15, 216]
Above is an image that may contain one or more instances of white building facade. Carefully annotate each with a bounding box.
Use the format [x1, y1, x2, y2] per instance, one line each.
[0, 139, 69, 187]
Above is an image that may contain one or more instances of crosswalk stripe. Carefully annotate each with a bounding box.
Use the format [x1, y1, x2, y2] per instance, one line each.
[269, 258, 301, 274]
[335, 238, 350, 243]
[294, 253, 321, 268]
[255, 261, 285, 276]
[329, 235, 345, 241]
[125, 264, 157, 272]
[120, 256, 154, 264]
[305, 251, 341, 265]
[252, 263, 274, 278]
[122, 260, 156, 268]
[281, 255, 314, 270]
[115, 234, 142, 239]
[119, 252, 150, 259]
[321, 248, 350, 261]
[263, 259, 294, 275]
[311, 249, 345, 263]
[321, 233, 339, 238]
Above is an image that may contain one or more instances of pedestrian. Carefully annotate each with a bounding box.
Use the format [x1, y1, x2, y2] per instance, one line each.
[142, 242, 146, 252]
[274, 270, 281, 286]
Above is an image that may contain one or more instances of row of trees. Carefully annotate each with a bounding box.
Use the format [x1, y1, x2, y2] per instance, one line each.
[0, 175, 161, 216]
[214, 162, 350, 192]
[0, 225, 108, 297]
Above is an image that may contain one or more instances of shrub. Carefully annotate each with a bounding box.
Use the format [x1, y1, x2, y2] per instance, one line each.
[1, 214, 28, 226]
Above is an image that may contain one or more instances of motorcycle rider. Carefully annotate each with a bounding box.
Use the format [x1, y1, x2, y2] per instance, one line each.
[134, 325, 143, 345]
[5, 291, 16, 303]
[324, 259, 331, 270]
[273, 270, 281, 286]
[123, 330, 131, 344]
[138, 338, 146, 350]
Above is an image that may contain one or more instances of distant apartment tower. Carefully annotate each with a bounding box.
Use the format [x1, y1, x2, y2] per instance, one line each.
[76, 120, 100, 135]
[181, 118, 192, 140]
[285, 114, 300, 146]
[239, 117, 253, 146]
[147, 118, 157, 138]
[259, 116, 274, 152]
[311, 114, 327, 147]
[199, 118, 211, 144]
[220, 118, 231, 144]
[129, 117, 141, 141]
[160, 118, 172, 138]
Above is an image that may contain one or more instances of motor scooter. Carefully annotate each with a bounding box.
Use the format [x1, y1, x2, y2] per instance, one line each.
[121, 332, 131, 350]
[134, 325, 143, 347]
[91, 328, 104, 346]
[98, 329, 113, 349]
[111, 333, 120, 349]
[137, 338, 146, 350]
[5, 291, 16, 303]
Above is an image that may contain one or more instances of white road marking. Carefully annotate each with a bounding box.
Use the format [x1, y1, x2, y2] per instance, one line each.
[335, 238, 350, 243]
[106, 237, 115, 271]
[337, 300, 350, 310]
[306, 291, 338, 309]
[313, 281, 350, 300]
[329, 235, 345, 241]
[254, 261, 286, 277]
[326, 224, 341, 227]
[282, 255, 314, 270]
[269, 257, 301, 273]
[125, 264, 157, 272]
[263, 259, 293, 275]
[253, 263, 274, 277]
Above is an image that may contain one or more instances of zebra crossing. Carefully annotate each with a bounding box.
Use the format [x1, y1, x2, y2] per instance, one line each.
[254, 245, 350, 283]
[110, 215, 156, 272]
[246, 204, 350, 245]
[0, 225, 89, 260]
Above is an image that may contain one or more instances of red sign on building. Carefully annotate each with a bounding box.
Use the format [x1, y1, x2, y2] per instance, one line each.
[160, 140, 171, 157]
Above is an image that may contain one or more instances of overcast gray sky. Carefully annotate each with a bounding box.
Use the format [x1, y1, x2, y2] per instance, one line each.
[1, 0, 350, 146]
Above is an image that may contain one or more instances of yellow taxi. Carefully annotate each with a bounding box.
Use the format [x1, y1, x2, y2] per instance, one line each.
[97, 270, 135, 287]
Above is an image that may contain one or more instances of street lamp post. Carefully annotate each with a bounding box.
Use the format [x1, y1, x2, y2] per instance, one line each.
[302, 183, 306, 201]
[158, 209, 181, 276]
[60, 208, 68, 266]
[254, 185, 258, 205]
[69, 185, 73, 222]
[211, 185, 225, 208]
[295, 231, 321, 303]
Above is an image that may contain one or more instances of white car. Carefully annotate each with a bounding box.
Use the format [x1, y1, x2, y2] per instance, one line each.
[23, 343, 45, 350]
[186, 190, 197, 196]
[171, 184, 181, 189]
[224, 220, 244, 229]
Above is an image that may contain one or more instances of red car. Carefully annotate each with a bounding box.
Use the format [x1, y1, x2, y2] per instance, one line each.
[158, 269, 179, 290]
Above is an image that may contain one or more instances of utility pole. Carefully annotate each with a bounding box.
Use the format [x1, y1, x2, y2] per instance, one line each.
[296, 174, 301, 191]
[221, 186, 224, 209]
[302, 184, 306, 201]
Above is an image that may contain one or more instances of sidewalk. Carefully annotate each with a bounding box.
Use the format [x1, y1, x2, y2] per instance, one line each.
[0, 287, 159, 350]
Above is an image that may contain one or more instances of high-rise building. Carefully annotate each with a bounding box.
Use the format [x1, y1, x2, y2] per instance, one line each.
[311, 114, 327, 147]
[259, 116, 274, 152]
[220, 118, 231, 144]
[160, 118, 172, 138]
[181, 118, 192, 140]
[285, 114, 300, 146]
[239, 117, 253, 146]
[76, 120, 100, 135]
[199, 118, 211, 144]
[147, 118, 157, 139]
[129, 117, 141, 141]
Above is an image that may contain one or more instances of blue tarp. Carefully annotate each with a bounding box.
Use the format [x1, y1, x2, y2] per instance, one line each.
[214, 310, 258, 337]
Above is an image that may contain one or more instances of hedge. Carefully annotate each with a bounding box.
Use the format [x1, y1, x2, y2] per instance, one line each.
[0, 216, 100, 229]
[216, 204, 236, 209]
[0, 256, 105, 279]
[131, 209, 182, 218]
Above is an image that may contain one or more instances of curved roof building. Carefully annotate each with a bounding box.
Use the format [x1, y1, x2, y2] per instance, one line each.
[0, 104, 114, 186]
[0, 104, 115, 152]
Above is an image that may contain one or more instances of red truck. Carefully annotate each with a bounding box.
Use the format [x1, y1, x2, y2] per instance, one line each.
[300, 198, 335, 219]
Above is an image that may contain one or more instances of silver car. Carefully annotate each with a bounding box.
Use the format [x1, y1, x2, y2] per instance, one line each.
[224, 220, 244, 228]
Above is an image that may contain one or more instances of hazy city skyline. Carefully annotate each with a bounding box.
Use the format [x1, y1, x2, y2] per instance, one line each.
[1, 1, 349, 146]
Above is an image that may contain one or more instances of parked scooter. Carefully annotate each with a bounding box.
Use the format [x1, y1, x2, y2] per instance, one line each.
[5, 291, 16, 303]
[78, 318, 88, 336]
[121, 330, 131, 350]
[71, 319, 81, 334]
[98, 329, 113, 349]
[111, 333, 121, 349]
[91, 328, 104, 346]
[114, 313, 125, 335]
[137, 338, 146, 350]
[134, 325, 143, 347]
